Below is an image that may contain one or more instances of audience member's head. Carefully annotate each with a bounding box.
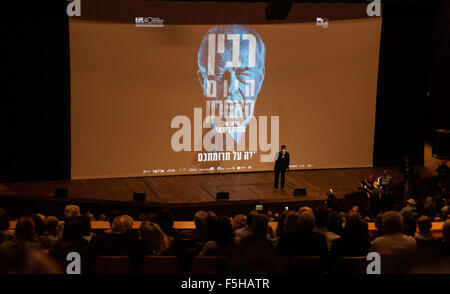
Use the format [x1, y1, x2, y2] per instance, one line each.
[111, 215, 133, 235]
[159, 208, 174, 230]
[193, 210, 207, 231]
[64, 205, 81, 219]
[109, 209, 121, 224]
[298, 206, 312, 214]
[84, 211, 95, 221]
[417, 215, 432, 234]
[406, 199, 416, 207]
[284, 211, 300, 233]
[138, 221, 170, 255]
[343, 213, 368, 240]
[403, 214, 417, 237]
[251, 214, 269, 236]
[62, 216, 84, 243]
[375, 213, 384, 234]
[382, 211, 404, 235]
[423, 202, 435, 217]
[14, 216, 37, 243]
[443, 219, 450, 242]
[98, 214, 106, 221]
[143, 212, 159, 224]
[297, 210, 315, 232]
[30, 214, 45, 236]
[328, 211, 343, 236]
[314, 207, 329, 229]
[205, 211, 219, 236]
[232, 214, 247, 231]
[246, 210, 259, 228]
[0, 208, 10, 231]
[214, 216, 235, 247]
[81, 215, 92, 236]
[43, 216, 58, 236]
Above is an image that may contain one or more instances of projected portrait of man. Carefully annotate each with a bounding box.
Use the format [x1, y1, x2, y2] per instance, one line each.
[197, 25, 266, 145]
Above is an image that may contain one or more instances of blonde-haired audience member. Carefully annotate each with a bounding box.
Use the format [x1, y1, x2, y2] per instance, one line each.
[64, 205, 81, 218]
[138, 222, 171, 255]
[232, 214, 247, 231]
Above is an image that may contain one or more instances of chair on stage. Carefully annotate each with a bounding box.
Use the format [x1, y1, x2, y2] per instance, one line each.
[140, 256, 182, 274]
[287, 256, 323, 274]
[190, 256, 227, 274]
[330, 256, 367, 274]
[93, 256, 133, 274]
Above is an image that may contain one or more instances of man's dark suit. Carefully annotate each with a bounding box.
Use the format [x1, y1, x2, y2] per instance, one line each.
[274, 151, 290, 189]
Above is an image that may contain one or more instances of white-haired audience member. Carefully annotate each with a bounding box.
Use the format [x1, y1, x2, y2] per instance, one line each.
[64, 205, 81, 219]
[89, 215, 139, 258]
[370, 211, 417, 255]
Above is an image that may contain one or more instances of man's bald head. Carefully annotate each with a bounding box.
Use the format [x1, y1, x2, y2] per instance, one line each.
[111, 215, 133, 235]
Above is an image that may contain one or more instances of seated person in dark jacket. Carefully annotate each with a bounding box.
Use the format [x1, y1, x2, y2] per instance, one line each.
[89, 215, 139, 256]
[277, 210, 327, 257]
[415, 215, 440, 253]
[49, 216, 90, 273]
[229, 213, 283, 274]
[330, 212, 371, 257]
[276, 211, 301, 250]
[239, 214, 274, 249]
[88, 215, 140, 271]
[158, 208, 178, 238]
[175, 210, 209, 252]
[137, 222, 172, 256]
[436, 219, 450, 256]
[39, 216, 59, 249]
[199, 216, 236, 256]
[132, 221, 172, 272]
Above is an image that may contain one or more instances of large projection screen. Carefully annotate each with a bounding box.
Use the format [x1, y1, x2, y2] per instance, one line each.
[70, 2, 382, 179]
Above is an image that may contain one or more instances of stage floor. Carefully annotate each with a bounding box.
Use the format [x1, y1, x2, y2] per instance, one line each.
[0, 144, 440, 204]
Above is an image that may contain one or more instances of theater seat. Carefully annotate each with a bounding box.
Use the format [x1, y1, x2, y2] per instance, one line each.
[141, 256, 182, 274]
[288, 256, 323, 274]
[190, 256, 227, 274]
[93, 256, 133, 274]
[330, 256, 367, 274]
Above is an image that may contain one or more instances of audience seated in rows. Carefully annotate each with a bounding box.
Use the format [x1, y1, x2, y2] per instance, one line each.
[0, 201, 449, 274]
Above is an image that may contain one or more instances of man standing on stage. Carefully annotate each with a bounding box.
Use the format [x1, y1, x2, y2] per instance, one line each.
[274, 145, 290, 192]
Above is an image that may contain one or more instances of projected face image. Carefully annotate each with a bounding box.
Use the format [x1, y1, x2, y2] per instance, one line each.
[197, 25, 266, 143]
